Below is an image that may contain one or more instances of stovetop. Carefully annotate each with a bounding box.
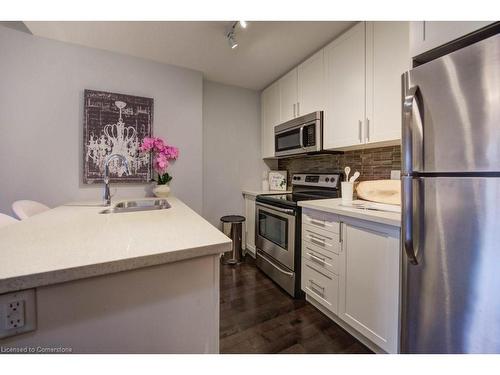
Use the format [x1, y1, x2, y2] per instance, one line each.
[256, 173, 341, 208]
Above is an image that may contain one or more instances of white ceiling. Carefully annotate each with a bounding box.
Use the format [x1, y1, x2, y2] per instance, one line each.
[23, 21, 356, 90]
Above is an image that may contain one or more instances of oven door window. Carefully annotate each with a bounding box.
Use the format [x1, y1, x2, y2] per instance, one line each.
[275, 128, 301, 152]
[258, 210, 288, 249]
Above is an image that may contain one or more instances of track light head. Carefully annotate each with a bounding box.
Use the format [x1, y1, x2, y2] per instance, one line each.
[227, 32, 238, 49]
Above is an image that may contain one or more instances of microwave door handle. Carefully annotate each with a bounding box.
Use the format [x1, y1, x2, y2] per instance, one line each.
[299, 126, 305, 149]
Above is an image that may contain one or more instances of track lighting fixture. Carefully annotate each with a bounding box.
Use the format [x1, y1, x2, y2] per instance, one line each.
[226, 21, 248, 49]
[227, 32, 238, 49]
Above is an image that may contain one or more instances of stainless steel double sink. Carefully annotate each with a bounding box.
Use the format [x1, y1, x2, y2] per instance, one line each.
[99, 199, 171, 214]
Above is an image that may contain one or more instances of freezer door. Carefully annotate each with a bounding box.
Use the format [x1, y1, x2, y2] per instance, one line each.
[402, 177, 500, 353]
[405, 33, 500, 173]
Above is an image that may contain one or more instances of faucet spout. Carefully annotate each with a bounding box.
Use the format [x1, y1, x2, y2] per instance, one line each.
[103, 154, 131, 206]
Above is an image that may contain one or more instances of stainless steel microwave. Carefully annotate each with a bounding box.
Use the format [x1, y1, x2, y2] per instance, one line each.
[274, 111, 323, 157]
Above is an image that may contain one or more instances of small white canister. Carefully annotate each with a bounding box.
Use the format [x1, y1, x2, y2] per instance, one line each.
[341, 181, 354, 203]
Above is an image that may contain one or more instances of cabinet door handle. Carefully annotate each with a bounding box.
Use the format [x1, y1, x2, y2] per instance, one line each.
[297, 102, 300, 116]
[293, 103, 296, 118]
[339, 222, 342, 244]
[358, 120, 363, 143]
[366, 118, 370, 142]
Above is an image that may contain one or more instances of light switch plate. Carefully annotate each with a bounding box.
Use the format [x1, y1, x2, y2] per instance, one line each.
[0, 289, 36, 339]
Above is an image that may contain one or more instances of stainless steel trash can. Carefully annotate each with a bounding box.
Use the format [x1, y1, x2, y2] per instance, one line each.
[220, 215, 246, 265]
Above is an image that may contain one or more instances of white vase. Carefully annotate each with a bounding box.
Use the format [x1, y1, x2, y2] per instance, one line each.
[153, 184, 170, 198]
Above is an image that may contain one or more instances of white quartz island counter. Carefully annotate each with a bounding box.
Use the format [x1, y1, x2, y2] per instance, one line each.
[0, 196, 231, 294]
[0, 197, 231, 353]
[298, 198, 401, 227]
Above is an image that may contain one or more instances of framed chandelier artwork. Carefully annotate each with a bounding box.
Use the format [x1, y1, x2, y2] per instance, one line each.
[83, 89, 153, 184]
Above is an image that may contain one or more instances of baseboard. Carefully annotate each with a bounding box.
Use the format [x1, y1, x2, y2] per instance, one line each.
[305, 295, 387, 354]
[244, 244, 256, 258]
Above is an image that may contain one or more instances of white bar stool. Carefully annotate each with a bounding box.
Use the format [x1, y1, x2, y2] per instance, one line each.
[12, 200, 50, 220]
[0, 213, 19, 227]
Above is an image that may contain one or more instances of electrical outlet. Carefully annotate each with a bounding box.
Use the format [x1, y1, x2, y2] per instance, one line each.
[390, 170, 401, 180]
[0, 289, 36, 339]
[4, 299, 25, 329]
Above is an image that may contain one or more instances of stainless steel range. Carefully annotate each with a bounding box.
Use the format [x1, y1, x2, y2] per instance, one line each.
[255, 173, 341, 298]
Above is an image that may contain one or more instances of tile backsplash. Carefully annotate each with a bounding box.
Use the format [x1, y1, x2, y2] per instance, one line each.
[277, 145, 401, 186]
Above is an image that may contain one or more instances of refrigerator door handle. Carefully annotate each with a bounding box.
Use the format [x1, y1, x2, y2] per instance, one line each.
[402, 176, 418, 265]
[402, 75, 420, 175]
[402, 71, 421, 266]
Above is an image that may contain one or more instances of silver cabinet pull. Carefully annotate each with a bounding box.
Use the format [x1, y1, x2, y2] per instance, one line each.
[297, 102, 300, 116]
[309, 279, 325, 297]
[293, 103, 296, 118]
[306, 264, 332, 280]
[306, 252, 326, 264]
[338, 222, 342, 244]
[358, 120, 363, 143]
[366, 118, 370, 142]
[309, 235, 326, 247]
[310, 218, 325, 227]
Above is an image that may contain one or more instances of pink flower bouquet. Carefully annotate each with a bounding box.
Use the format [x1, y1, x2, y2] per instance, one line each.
[139, 136, 179, 185]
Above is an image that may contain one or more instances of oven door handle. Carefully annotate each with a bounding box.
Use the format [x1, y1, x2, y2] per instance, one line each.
[256, 202, 295, 216]
[258, 252, 294, 277]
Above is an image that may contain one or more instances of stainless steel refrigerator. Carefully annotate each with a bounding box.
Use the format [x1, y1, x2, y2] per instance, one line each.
[401, 33, 500, 353]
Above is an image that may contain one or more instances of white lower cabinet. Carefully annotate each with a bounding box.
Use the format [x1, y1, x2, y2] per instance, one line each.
[243, 194, 256, 256]
[301, 258, 339, 314]
[301, 208, 401, 353]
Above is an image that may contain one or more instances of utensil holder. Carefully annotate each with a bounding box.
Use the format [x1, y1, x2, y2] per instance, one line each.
[341, 181, 354, 203]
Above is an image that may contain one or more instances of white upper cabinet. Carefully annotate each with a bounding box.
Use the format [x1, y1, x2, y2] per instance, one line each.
[410, 21, 494, 57]
[261, 81, 280, 158]
[279, 69, 298, 123]
[324, 21, 409, 151]
[324, 22, 366, 150]
[261, 21, 411, 157]
[365, 21, 410, 145]
[297, 50, 325, 116]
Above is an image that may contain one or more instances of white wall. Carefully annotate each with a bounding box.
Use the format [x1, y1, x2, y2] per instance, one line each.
[0, 26, 203, 214]
[202, 81, 266, 226]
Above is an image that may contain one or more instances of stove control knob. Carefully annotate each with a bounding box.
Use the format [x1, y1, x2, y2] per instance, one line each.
[325, 177, 330, 182]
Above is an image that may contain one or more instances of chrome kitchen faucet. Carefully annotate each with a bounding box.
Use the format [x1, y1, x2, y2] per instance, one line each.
[103, 154, 130, 206]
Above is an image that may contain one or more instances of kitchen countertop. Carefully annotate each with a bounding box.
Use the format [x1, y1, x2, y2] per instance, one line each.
[0, 196, 231, 294]
[242, 189, 292, 197]
[299, 198, 401, 228]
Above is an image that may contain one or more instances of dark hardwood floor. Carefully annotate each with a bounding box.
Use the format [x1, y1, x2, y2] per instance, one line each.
[220, 256, 372, 354]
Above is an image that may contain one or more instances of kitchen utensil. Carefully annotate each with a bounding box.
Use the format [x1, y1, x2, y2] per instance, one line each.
[344, 166, 351, 182]
[349, 171, 360, 183]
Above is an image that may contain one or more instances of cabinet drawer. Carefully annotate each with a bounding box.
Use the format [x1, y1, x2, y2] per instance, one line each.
[303, 210, 340, 233]
[302, 223, 341, 254]
[302, 241, 339, 275]
[302, 258, 338, 314]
